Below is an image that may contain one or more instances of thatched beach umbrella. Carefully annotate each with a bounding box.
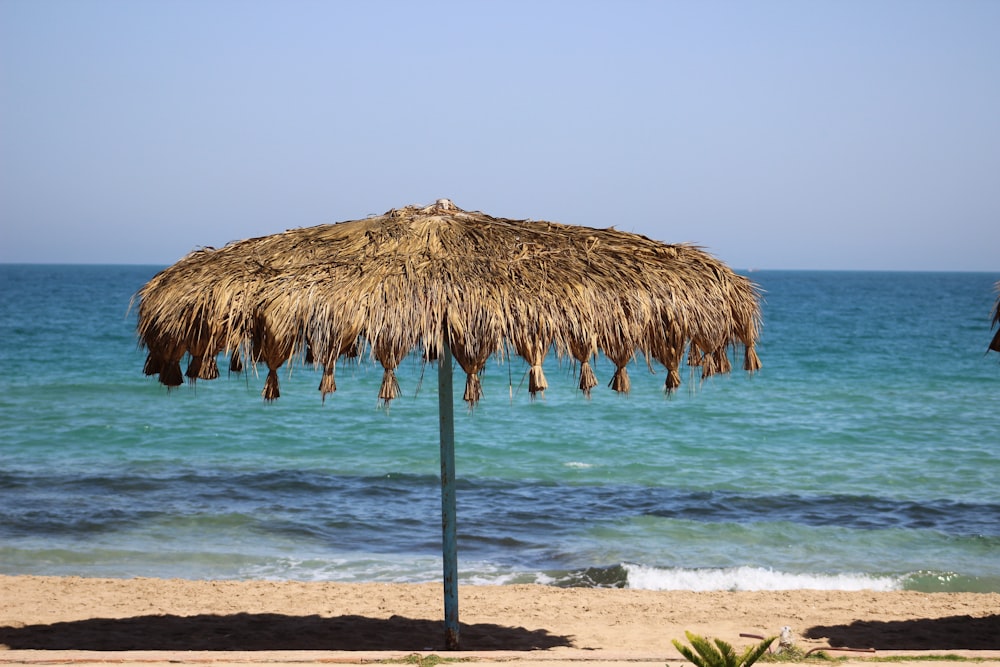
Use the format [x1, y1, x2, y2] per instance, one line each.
[135, 199, 762, 648]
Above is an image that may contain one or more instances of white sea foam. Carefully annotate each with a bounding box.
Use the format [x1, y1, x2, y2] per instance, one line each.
[623, 563, 903, 592]
[564, 461, 593, 469]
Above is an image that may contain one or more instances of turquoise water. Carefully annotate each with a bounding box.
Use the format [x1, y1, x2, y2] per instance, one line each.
[1, 265, 998, 591]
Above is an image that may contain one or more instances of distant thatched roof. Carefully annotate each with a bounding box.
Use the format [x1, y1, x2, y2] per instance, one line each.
[991, 281, 1000, 353]
[136, 199, 762, 404]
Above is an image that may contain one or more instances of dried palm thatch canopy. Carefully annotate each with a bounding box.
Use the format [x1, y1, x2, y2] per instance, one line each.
[136, 199, 761, 402]
[135, 198, 762, 650]
[991, 281, 1000, 353]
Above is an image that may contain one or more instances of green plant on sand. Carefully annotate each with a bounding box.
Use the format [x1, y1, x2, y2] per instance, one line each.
[673, 631, 776, 667]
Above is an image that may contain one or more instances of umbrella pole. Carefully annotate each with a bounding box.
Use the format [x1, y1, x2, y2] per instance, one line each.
[438, 340, 460, 649]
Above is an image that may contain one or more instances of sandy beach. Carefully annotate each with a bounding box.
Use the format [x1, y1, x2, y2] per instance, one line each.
[1, 576, 998, 666]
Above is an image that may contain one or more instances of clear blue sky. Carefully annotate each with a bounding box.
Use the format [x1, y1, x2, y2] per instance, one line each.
[1, 0, 998, 270]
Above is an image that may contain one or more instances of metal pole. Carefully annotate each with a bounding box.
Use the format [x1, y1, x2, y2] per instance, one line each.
[438, 340, 459, 649]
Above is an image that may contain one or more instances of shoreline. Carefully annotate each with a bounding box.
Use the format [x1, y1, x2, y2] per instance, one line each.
[1, 575, 998, 664]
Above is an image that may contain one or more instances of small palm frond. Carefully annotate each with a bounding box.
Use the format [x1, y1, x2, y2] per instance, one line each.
[738, 635, 777, 667]
[672, 631, 776, 667]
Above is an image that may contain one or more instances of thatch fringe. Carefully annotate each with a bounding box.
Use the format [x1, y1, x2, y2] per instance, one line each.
[251, 313, 294, 400]
[665, 368, 682, 393]
[603, 336, 634, 395]
[464, 373, 483, 404]
[379, 368, 400, 405]
[319, 364, 336, 401]
[527, 365, 548, 397]
[700, 354, 716, 379]
[570, 336, 598, 397]
[687, 342, 703, 368]
[647, 320, 685, 395]
[262, 368, 280, 401]
[609, 366, 631, 394]
[373, 335, 410, 406]
[143, 353, 162, 377]
[449, 324, 495, 407]
[229, 350, 244, 374]
[160, 361, 183, 388]
[141, 331, 186, 387]
[714, 351, 732, 376]
[185, 356, 203, 382]
[135, 200, 763, 403]
[199, 355, 220, 380]
[578, 361, 598, 397]
[514, 328, 552, 400]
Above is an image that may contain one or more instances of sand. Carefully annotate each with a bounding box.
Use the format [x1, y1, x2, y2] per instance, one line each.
[1, 576, 998, 667]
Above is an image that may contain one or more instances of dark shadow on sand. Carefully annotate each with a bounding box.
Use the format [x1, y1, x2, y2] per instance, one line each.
[0, 613, 574, 651]
[805, 614, 1000, 651]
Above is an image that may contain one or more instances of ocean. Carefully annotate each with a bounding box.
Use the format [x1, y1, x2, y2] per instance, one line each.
[1, 265, 998, 592]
